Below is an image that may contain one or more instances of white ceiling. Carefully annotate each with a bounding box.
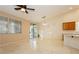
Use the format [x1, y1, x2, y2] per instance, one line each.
[0, 5, 79, 23]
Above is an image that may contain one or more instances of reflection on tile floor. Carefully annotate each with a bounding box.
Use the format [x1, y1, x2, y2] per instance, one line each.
[11, 39, 79, 54]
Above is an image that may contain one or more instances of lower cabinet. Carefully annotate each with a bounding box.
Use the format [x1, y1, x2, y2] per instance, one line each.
[64, 34, 79, 49]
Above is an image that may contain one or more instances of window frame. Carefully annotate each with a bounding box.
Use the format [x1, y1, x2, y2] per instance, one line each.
[0, 16, 22, 34]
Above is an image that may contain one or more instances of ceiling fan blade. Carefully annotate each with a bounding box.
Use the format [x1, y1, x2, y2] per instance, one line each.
[27, 8, 35, 10]
[15, 8, 21, 10]
[17, 5, 26, 9]
[15, 5, 35, 14]
[25, 10, 28, 14]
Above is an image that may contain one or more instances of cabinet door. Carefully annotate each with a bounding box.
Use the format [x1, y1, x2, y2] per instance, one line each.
[64, 35, 79, 49]
[63, 22, 75, 30]
[68, 22, 75, 30]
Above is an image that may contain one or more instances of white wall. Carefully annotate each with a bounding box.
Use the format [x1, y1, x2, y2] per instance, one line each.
[38, 9, 79, 41]
[38, 18, 62, 40]
[34, 8, 79, 52]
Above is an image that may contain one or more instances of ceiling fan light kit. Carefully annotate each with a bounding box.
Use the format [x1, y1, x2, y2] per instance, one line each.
[21, 8, 25, 12]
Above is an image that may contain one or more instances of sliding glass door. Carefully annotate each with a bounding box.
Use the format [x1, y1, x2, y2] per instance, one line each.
[29, 24, 39, 48]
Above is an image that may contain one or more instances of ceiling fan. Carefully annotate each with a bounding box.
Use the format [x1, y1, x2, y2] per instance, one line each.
[14, 5, 35, 14]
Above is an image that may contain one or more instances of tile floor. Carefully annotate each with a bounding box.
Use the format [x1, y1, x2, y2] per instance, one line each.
[11, 39, 79, 54]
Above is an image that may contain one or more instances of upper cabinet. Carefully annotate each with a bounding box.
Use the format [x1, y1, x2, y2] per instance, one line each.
[63, 22, 75, 30]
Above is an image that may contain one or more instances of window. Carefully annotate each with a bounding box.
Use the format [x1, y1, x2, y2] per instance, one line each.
[8, 19, 21, 33]
[0, 16, 21, 34]
[0, 16, 8, 33]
